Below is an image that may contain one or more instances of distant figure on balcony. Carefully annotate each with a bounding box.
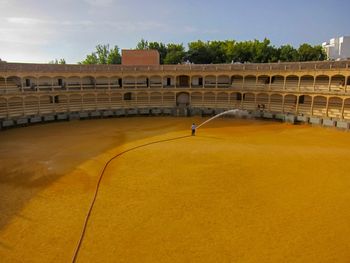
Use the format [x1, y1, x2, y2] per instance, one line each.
[191, 123, 196, 136]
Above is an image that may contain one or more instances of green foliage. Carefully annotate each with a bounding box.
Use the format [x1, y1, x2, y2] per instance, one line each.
[163, 43, 185, 64]
[79, 44, 121, 64]
[298, 43, 326, 61]
[278, 45, 299, 62]
[148, 42, 167, 64]
[136, 39, 149, 50]
[49, 58, 66, 64]
[136, 39, 168, 64]
[80, 39, 327, 65]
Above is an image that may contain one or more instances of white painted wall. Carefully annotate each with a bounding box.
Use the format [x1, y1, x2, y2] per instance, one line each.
[322, 36, 350, 60]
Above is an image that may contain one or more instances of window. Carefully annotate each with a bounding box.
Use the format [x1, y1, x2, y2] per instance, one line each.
[124, 92, 132, 100]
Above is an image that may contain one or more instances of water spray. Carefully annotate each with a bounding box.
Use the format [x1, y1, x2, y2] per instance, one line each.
[196, 109, 243, 129]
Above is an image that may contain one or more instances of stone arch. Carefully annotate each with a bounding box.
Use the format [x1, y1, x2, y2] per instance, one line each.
[95, 76, 109, 89]
[283, 94, 297, 113]
[216, 92, 229, 106]
[285, 75, 299, 90]
[330, 75, 346, 92]
[163, 75, 175, 87]
[37, 76, 52, 89]
[315, 75, 329, 92]
[22, 76, 37, 90]
[343, 98, 350, 120]
[243, 75, 256, 89]
[52, 76, 65, 88]
[256, 93, 269, 110]
[176, 92, 190, 106]
[312, 96, 327, 116]
[300, 75, 314, 91]
[137, 92, 149, 105]
[123, 76, 136, 88]
[242, 93, 255, 110]
[82, 93, 95, 111]
[150, 92, 162, 106]
[177, 75, 190, 87]
[203, 92, 215, 106]
[70, 94, 83, 112]
[136, 75, 149, 88]
[257, 75, 270, 88]
[0, 97, 7, 118]
[6, 76, 22, 89]
[96, 93, 110, 110]
[269, 94, 283, 113]
[149, 75, 162, 88]
[110, 93, 123, 108]
[81, 76, 95, 90]
[24, 96, 39, 115]
[230, 92, 243, 108]
[8, 96, 23, 117]
[39, 95, 55, 114]
[327, 97, 343, 118]
[56, 95, 69, 113]
[217, 75, 230, 88]
[191, 75, 204, 88]
[110, 76, 122, 89]
[231, 75, 243, 88]
[297, 95, 312, 115]
[190, 92, 202, 106]
[66, 76, 81, 90]
[270, 75, 284, 90]
[163, 92, 175, 106]
[204, 75, 216, 88]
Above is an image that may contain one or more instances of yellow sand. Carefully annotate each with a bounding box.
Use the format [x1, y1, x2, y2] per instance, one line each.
[1, 117, 350, 263]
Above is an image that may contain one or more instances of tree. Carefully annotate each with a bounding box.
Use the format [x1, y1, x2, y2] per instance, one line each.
[298, 44, 326, 61]
[136, 38, 149, 50]
[164, 43, 185, 64]
[79, 44, 121, 64]
[208, 41, 227, 63]
[49, 58, 66, 64]
[148, 42, 167, 64]
[187, 40, 210, 64]
[136, 39, 168, 64]
[278, 45, 298, 62]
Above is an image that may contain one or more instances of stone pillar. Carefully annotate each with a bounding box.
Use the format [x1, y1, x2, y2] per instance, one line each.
[341, 99, 345, 119]
[4, 77, 7, 93]
[38, 96, 41, 115]
[6, 99, 9, 118]
[312, 76, 316, 92]
[345, 76, 348, 93]
[295, 96, 299, 114]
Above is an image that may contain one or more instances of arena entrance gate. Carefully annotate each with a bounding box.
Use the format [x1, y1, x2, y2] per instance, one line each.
[176, 92, 190, 116]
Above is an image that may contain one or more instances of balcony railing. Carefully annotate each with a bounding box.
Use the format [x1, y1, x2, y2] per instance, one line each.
[1, 60, 349, 74]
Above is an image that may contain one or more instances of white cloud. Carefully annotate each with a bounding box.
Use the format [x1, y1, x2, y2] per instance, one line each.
[6, 17, 46, 25]
[84, 0, 114, 7]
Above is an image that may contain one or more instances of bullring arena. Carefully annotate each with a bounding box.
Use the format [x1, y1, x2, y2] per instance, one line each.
[1, 60, 350, 262]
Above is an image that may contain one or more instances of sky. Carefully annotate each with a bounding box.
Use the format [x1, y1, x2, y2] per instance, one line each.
[0, 0, 349, 64]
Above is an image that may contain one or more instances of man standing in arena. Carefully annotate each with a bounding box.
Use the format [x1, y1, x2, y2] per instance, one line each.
[191, 123, 196, 136]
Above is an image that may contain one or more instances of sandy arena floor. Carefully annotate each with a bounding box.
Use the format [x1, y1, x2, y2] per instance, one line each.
[1, 117, 350, 262]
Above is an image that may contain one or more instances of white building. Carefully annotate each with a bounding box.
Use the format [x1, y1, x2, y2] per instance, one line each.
[322, 36, 350, 60]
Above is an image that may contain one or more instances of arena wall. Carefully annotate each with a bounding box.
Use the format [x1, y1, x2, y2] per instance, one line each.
[0, 61, 350, 129]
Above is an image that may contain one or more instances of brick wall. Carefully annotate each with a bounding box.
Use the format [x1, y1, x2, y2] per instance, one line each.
[121, 50, 160, 66]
